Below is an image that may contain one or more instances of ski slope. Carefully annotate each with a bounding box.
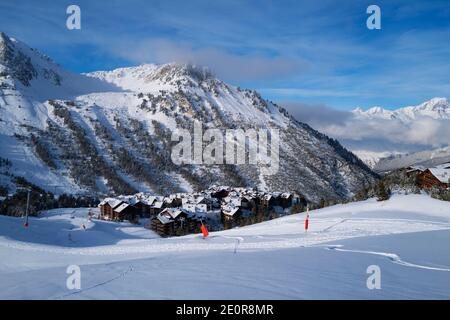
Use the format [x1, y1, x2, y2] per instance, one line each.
[0, 194, 450, 299]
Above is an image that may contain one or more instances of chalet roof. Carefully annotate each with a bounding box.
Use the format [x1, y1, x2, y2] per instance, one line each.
[152, 201, 164, 209]
[160, 207, 186, 219]
[435, 163, 450, 170]
[164, 197, 174, 204]
[114, 203, 130, 213]
[183, 203, 207, 213]
[182, 197, 194, 205]
[157, 214, 172, 225]
[407, 165, 426, 173]
[141, 196, 156, 206]
[99, 198, 123, 209]
[110, 199, 123, 209]
[429, 168, 450, 184]
[170, 209, 185, 219]
[281, 192, 292, 199]
[209, 185, 230, 192]
[195, 196, 205, 204]
[222, 205, 240, 216]
[117, 195, 140, 205]
[224, 196, 241, 207]
[127, 197, 140, 205]
[263, 194, 272, 201]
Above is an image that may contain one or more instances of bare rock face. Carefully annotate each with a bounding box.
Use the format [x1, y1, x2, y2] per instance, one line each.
[0, 32, 37, 86]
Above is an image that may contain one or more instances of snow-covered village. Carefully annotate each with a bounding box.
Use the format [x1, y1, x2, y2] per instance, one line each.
[1, 1, 450, 306]
[99, 186, 304, 236]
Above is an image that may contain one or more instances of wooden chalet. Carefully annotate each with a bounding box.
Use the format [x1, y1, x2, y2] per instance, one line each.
[221, 205, 241, 221]
[149, 200, 165, 216]
[261, 194, 275, 207]
[164, 196, 182, 208]
[132, 200, 152, 218]
[279, 193, 293, 208]
[99, 199, 124, 220]
[150, 208, 189, 236]
[417, 168, 450, 189]
[113, 202, 138, 223]
[211, 187, 229, 199]
[240, 195, 256, 211]
[406, 165, 426, 177]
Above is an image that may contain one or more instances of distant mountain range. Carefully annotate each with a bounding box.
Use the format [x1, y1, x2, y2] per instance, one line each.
[0, 32, 376, 203]
[353, 97, 450, 121]
[347, 98, 450, 171]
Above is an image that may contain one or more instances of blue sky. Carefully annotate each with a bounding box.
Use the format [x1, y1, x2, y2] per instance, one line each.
[1, 0, 450, 110]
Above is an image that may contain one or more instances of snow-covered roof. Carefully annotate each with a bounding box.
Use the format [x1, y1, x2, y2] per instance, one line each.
[209, 185, 230, 192]
[160, 208, 186, 220]
[183, 203, 207, 213]
[116, 195, 140, 205]
[195, 196, 205, 204]
[152, 201, 164, 209]
[114, 203, 130, 213]
[224, 196, 241, 207]
[99, 198, 123, 209]
[222, 205, 240, 216]
[435, 163, 450, 170]
[169, 209, 185, 219]
[429, 168, 450, 184]
[407, 165, 426, 173]
[164, 197, 174, 204]
[127, 197, 139, 205]
[157, 214, 172, 225]
[141, 196, 156, 206]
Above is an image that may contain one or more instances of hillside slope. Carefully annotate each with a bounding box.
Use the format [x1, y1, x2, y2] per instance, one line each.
[0, 32, 376, 202]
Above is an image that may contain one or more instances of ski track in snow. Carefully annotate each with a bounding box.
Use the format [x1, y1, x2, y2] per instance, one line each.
[54, 265, 135, 300]
[326, 245, 450, 272]
[1, 216, 450, 257]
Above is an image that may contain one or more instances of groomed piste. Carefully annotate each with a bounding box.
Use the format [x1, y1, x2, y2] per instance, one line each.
[1, 194, 450, 299]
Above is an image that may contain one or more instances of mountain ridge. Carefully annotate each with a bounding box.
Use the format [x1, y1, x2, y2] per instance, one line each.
[353, 97, 450, 121]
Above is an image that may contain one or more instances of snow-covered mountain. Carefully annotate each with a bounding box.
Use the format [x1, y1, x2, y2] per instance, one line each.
[0, 32, 376, 202]
[353, 97, 450, 122]
[345, 98, 450, 170]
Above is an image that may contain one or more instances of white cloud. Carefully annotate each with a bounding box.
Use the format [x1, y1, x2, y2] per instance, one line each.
[110, 39, 305, 82]
[283, 102, 450, 154]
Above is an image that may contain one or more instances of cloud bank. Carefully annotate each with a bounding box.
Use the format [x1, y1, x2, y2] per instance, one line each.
[283, 102, 450, 154]
[110, 39, 304, 82]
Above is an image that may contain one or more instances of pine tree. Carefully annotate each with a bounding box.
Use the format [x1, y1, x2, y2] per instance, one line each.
[376, 181, 391, 201]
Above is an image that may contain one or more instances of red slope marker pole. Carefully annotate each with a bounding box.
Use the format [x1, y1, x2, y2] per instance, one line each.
[304, 206, 309, 233]
[201, 222, 209, 239]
